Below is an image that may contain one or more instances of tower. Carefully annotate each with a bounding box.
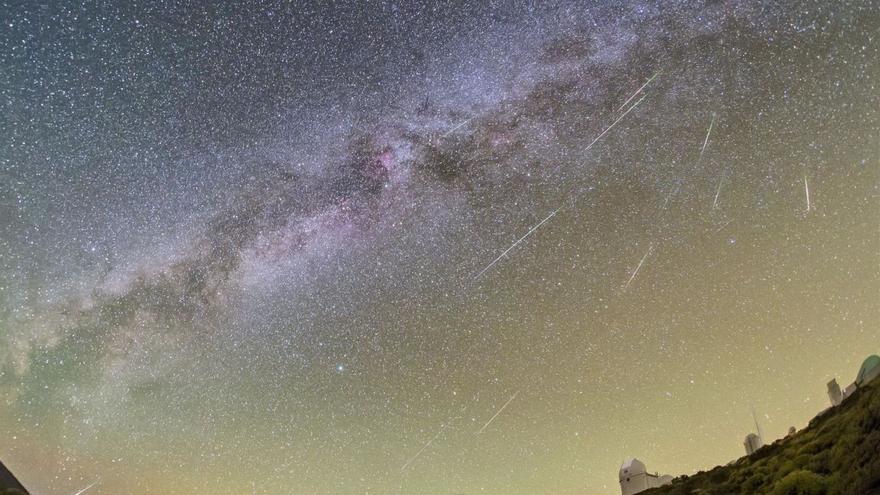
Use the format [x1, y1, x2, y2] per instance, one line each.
[751, 406, 764, 444]
[743, 406, 765, 455]
[743, 432, 763, 455]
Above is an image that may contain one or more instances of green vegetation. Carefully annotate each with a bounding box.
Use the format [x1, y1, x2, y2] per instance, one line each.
[644, 378, 880, 495]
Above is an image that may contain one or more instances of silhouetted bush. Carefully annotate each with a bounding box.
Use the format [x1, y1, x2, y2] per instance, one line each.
[768, 470, 828, 495]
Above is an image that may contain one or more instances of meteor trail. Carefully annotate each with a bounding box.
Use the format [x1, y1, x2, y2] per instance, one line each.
[715, 219, 733, 233]
[401, 424, 447, 471]
[804, 173, 811, 212]
[623, 245, 653, 290]
[478, 391, 519, 434]
[712, 175, 724, 209]
[70, 480, 99, 495]
[698, 112, 716, 163]
[662, 180, 683, 209]
[616, 71, 661, 112]
[585, 93, 648, 152]
[441, 116, 475, 137]
[473, 206, 563, 281]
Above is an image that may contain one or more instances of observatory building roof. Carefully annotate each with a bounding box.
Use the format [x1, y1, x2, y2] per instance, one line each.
[619, 458, 647, 479]
[856, 355, 880, 385]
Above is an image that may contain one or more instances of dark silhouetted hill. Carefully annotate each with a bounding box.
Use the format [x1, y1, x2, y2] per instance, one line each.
[0, 459, 28, 495]
[644, 378, 880, 495]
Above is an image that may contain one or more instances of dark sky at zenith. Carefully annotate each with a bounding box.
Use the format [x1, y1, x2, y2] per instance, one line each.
[1, 1, 878, 494]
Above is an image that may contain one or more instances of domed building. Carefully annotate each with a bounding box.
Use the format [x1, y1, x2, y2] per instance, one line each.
[827, 354, 880, 407]
[856, 355, 880, 386]
[619, 458, 673, 495]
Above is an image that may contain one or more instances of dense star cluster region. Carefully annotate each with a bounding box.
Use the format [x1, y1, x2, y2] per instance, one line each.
[1, 1, 878, 494]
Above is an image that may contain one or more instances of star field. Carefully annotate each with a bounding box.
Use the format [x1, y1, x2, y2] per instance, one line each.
[1, 1, 878, 494]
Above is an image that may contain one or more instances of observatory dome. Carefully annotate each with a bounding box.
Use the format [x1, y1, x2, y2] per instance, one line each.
[619, 458, 647, 480]
[856, 355, 880, 386]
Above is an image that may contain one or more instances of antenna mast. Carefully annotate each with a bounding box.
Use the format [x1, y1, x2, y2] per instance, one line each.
[751, 406, 764, 442]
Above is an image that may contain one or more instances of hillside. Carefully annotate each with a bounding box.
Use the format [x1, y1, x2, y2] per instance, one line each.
[0, 459, 28, 495]
[644, 379, 880, 495]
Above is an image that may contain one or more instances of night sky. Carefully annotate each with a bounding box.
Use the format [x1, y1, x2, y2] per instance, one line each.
[1, 1, 878, 494]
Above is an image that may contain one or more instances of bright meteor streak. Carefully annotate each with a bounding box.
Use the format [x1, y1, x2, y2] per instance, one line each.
[441, 116, 475, 138]
[804, 173, 811, 212]
[624, 245, 653, 290]
[616, 71, 661, 113]
[70, 480, 100, 495]
[712, 175, 724, 210]
[401, 424, 448, 471]
[585, 93, 648, 152]
[474, 83, 648, 284]
[473, 206, 563, 281]
[478, 391, 519, 434]
[698, 112, 716, 163]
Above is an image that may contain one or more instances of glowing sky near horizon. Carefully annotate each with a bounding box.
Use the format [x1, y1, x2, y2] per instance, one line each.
[1, 1, 878, 494]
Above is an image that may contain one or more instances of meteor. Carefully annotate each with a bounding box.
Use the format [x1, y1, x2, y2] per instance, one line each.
[474, 88, 649, 283]
[473, 206, 563, 281]
[663, 180, 682, 209]
[804, 173, 811, 212]
[441, 116, 475, 138]
[401, 424, 447, 471]
[616, 71, 661, 113]
[585, 93, 648, 152]
[70, 480, 99, 495]
[623, 245, 653, 290]
[712, 175, 724, 210]
[698, 112, 716, 163]
[478, 391, 519, 434]
[715, 219, 733, 233]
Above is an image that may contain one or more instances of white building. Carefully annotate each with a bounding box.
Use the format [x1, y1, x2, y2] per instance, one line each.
[743, 432, 763, 455]
[827, 354, 880, 407]
[826, 378, 856, 407]
[619, 458, 673, 495]
[826, 379, 843, 406]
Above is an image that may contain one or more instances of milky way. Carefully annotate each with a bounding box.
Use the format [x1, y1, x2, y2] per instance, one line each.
[1, 1, 878, 494]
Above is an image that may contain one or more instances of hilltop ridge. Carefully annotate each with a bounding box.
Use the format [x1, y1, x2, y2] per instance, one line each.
[0, 459, 28, 495]
[643, 379, 880, 495]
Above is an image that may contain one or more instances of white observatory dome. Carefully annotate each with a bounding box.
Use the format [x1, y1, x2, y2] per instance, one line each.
[619, 458, 648, 481]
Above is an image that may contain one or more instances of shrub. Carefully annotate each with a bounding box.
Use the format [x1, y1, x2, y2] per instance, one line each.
[768, 470, 828, 495]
